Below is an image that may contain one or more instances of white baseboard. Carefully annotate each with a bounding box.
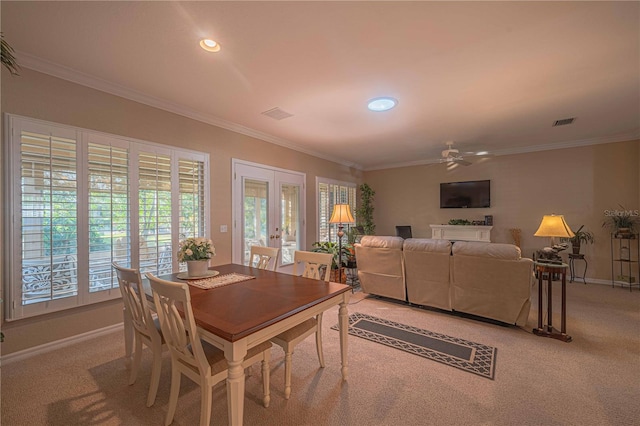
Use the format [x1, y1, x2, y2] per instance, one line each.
[1, 323, 124, 366]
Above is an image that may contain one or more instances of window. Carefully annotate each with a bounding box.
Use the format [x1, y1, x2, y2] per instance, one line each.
[316, 178, 357, 243]
[6, 115, 209, 320]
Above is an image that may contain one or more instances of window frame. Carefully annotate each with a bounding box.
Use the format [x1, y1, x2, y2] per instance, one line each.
[315, 176, 357, 243]
[5, 114, 210, 321]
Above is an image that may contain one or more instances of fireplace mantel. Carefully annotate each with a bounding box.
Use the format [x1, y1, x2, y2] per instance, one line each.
[430, 225, 493, 242]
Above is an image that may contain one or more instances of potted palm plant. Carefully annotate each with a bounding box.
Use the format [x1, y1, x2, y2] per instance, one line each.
[568, 225, 594, 254]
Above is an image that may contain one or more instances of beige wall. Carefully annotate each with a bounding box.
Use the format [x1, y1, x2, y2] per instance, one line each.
[363, 140, 640, 281]
[0, 68, 362, 354]
[2, 67, 638, 355]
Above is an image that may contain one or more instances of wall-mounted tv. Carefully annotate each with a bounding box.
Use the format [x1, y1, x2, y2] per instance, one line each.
[440, 180, 490, 208]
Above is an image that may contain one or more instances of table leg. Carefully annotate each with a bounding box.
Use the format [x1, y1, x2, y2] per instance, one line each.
[569, 258, 575, 283]
[537, 274, 543, 330]
[561, 272, 567, 334]
[582, 258, 588, 284]
[339, 295, 349, 381]
[547, 273, 553, 332]
[123, 306, 133, 367]
[226, 341, 247, 426]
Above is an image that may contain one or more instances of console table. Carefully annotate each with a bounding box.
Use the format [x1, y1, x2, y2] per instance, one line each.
[430, 225, 492, 242]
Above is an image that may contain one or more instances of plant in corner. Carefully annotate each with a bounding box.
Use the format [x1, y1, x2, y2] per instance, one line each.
[356, 183, 376, 235]
[602, 205, 640, 237]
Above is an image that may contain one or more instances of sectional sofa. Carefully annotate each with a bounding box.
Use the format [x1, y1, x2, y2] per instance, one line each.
[354, 236, 534, 326]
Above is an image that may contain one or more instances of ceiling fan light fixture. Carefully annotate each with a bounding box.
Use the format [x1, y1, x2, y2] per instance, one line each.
[200, 39, 221, 52]
[367, 97, 397, 112]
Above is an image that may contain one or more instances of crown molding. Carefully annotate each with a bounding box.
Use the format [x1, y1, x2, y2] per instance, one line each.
[363, 132, 640, 171]
[17, 51, 363, 170]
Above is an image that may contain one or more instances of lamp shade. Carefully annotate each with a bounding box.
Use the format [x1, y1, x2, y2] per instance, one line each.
[534, 214, 575, 238]
[329, 204, 355, 224]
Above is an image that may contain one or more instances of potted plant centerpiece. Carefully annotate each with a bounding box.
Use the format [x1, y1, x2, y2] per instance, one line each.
[567, 225, 594, 254]
[177, 237, 215, 277]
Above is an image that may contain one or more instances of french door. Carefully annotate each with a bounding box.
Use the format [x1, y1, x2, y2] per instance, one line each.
[232, 160, 305, 272]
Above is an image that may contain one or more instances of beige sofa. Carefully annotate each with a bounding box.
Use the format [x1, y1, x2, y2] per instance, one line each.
[355, 236, 533, 326]
[354, 236, 406, 301]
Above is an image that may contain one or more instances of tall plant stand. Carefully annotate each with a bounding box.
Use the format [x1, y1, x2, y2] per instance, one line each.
[610, 233, 640, 292]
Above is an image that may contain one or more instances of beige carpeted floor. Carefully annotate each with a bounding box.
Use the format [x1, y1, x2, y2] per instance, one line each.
[2, 281, 639, 425]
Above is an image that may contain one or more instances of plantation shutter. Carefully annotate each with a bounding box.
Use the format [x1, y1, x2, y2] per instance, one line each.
[317, 180, 357, 243]
[178, 158, 206, 240]
[20, 129, 78, 305]
[87, 141, 130, 292]
[138, 152, 173, 275]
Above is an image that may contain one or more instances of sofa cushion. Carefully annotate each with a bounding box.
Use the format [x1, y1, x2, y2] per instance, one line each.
[451, 241, 521, 260]
[403, 238, 452, 310]
[359, 235, 405, 250]
[404, 238, 452, 254]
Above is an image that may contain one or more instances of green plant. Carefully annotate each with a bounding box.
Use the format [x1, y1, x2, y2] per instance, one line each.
[602, 205, 640, 234]
[1, 33, 20, 75]
[312, 241, 349, 269]
[448, 219, 471, 225]
[356, 183, 375, 235]
[569, 225, 595, 245]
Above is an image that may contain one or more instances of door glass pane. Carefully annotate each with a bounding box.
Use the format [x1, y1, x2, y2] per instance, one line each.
[243, 179, 268, 265]
[281, 183, 300, 265]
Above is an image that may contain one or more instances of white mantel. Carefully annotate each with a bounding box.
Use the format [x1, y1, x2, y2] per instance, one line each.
[430, 225, 493, 242]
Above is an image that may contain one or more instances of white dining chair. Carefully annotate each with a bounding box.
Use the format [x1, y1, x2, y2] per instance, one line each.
[270, 250, 332, 399]
[145, 273, 272, 426]
[112, 262, 164, 407]
[249, 245, 281, 271]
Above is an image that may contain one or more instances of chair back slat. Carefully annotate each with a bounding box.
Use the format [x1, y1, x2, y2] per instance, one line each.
[146, 273, 211, 376]
[113, 262, 154, 337]
[293, 251, 332, 282]
[249, 245, 280, 271]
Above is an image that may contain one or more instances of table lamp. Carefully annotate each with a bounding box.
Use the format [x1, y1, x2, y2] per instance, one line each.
[534, 214, 575, 246]
[329, 204, 355, 283]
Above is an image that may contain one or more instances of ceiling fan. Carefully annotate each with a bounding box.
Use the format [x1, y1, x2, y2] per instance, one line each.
[440, 141, 472, 166]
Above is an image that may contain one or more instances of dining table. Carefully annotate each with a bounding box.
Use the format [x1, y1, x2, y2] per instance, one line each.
[122, 263, 352, 425]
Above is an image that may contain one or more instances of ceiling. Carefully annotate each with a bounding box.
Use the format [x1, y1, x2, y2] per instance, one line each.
[2, 1, 639, 170]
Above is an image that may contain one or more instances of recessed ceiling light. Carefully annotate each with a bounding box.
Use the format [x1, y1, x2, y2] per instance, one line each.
[367, 97, 398, 112]
[200, 39, 221, 52]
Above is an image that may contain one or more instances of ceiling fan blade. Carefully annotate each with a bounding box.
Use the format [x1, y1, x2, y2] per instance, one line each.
[454, 158, 472, 166]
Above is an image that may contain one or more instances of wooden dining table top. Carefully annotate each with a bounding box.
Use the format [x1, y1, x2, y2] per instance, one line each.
[155, 263, 351, 342]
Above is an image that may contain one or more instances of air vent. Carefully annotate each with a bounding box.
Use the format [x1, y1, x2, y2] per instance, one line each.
[261, 107, 294, 120]
[553, 117, 576, 127]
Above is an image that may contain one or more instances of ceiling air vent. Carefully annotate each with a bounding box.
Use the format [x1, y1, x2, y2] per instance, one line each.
[261, 107, 294, 120]
[553, 117, 576, 127]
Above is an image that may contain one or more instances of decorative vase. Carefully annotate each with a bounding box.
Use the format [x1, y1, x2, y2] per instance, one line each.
[187, 260, 209, 277]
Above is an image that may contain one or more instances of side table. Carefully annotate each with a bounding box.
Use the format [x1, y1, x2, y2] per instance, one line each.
[533, 262, 572, 342]
[568, 253, 587, 284]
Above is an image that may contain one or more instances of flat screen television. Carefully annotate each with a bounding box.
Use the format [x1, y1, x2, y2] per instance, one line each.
[440, 180, 490, 208]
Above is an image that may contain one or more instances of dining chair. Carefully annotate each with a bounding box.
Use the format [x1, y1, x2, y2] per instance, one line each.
[249, 245, 280, 271]
[145, 273, 272, 426]
[112, 262, 164, 407]
[270, 250, 332, 399]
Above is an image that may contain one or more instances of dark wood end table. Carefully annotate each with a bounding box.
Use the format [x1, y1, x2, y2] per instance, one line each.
[533, 262, 572, 342]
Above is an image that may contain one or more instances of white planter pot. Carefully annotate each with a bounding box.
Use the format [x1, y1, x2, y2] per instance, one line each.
[186, 260, 209, 277]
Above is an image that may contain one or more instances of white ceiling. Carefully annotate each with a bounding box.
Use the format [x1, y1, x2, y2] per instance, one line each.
[2, 1, 639, 170]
